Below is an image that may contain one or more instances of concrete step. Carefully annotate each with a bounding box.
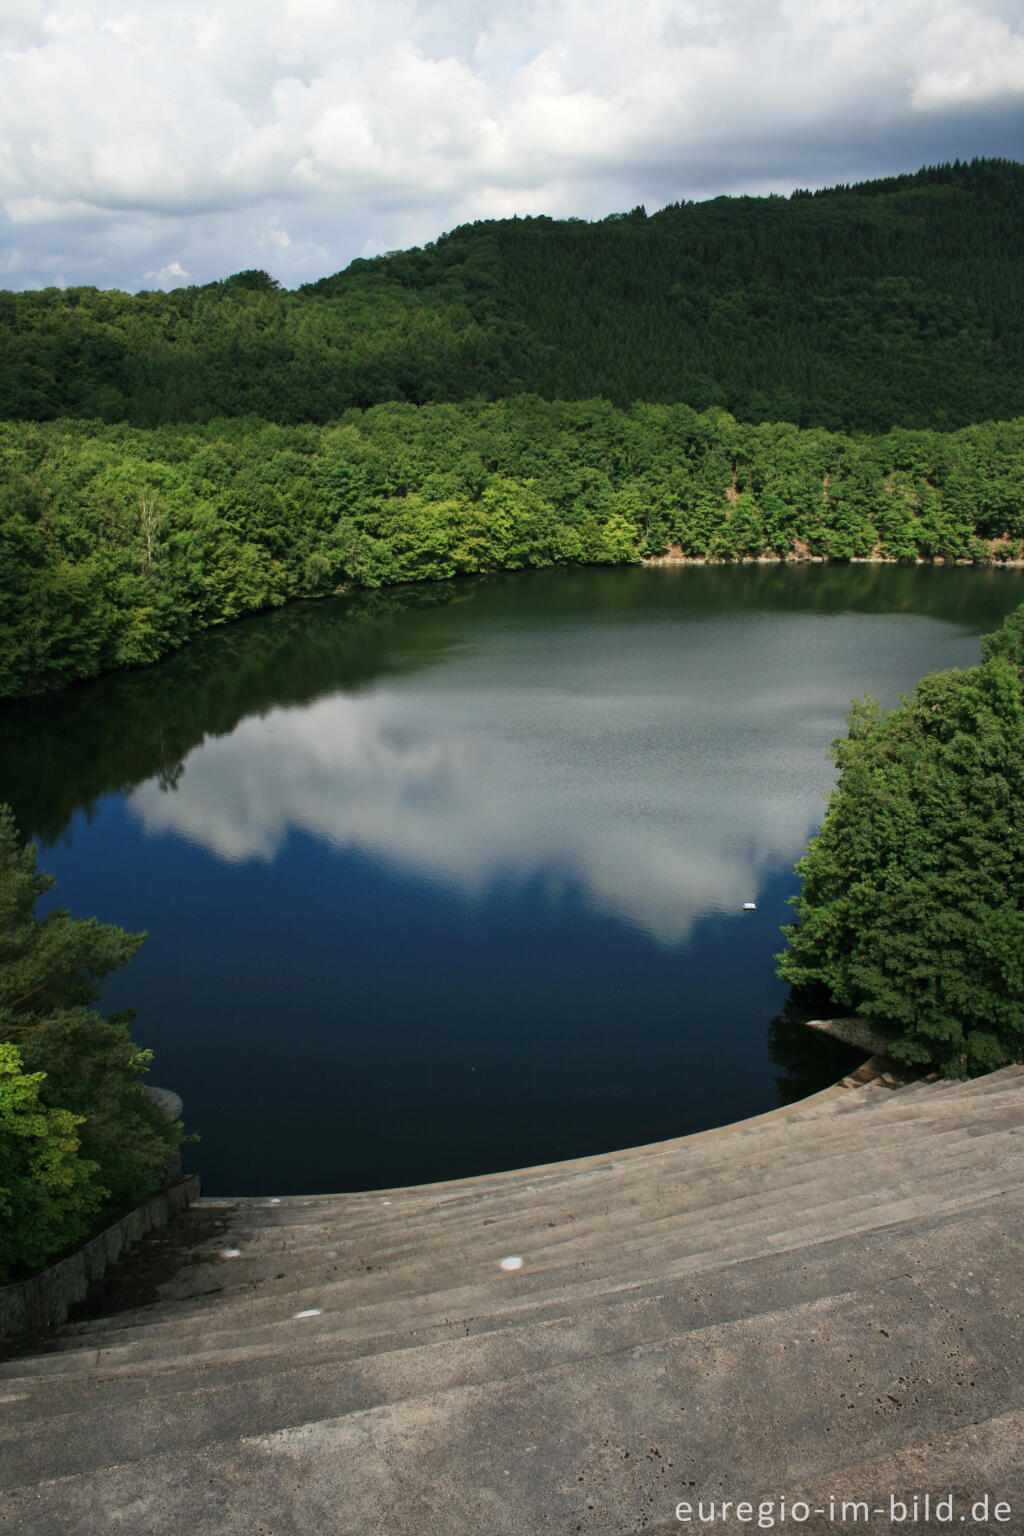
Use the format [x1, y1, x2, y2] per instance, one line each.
[9, 1181, 1021, 1416]
[1, 1267, 927, 1487]
[3, 1068, 1023, 1534]
[127, 1107, 1024, 1310]
[155, 1093, 1024, 1270]
[782, 1405, 1024, 1534]
[891, 1071, 942, 1095]
[8, 1133, 1022, 1389]
[2, 1196, 1022, 1536]
[10, 1081, 1024, 1333]
[785, 1088, 1024, 1145]
[788, 1068, 1020, 1122]
[4, 1188, 1024, 1490]
[186, 1079, 1024, 1244]
[21, 1083, 1024, 1354]
[158, 1068, 1018, 1240]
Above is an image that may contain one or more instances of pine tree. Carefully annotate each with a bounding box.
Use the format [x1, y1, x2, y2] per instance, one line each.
[0, 805, 180, 1224]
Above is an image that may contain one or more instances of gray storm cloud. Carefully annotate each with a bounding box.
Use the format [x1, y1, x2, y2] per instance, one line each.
[2, 0, 1023, 290]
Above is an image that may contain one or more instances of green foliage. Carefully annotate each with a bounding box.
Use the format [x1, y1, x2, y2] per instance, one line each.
[981, 603, 1024, 668]
[2, 159, 1024, 701]
[1, 160, 1023, 434]
[0, 1041, 106, 1282]
[777, 606, 1024, 1075]
[2, 402, 1024, 700]
[222, 270, 281, 293]
[0, 807, 144, 1015]
[0, 804, 180, 1244]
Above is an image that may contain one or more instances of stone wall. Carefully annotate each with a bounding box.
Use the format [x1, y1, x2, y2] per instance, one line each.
[0, 1174, 201, 1340]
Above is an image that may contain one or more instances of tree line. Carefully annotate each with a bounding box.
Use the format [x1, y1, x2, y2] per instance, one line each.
[2, 160, 1023, 436]
[2, 397, 1023, 699]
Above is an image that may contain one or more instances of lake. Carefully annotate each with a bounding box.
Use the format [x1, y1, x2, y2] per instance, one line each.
[3, 562, 1022, 1194]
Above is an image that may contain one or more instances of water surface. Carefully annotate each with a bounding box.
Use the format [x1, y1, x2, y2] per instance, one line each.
[3, 564, 1021, 1192]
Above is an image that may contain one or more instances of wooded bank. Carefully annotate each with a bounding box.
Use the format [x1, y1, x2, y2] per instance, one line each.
[3, 399, 1023, 698]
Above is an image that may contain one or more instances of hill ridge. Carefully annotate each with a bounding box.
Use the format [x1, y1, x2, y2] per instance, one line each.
[3, 157, 1024, 433]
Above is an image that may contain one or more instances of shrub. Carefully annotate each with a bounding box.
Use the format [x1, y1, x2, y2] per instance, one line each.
[0, 1042, 105, 1282]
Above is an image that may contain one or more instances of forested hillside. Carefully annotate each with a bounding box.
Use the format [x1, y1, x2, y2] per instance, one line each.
[3, 399, 1023, 698]
[3, 159, 1023, 435]
[3, 159, 1024, 701]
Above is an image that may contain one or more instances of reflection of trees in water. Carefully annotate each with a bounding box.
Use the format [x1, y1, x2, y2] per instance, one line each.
[0, 582, 461, 846]
[3, 562, 1018, 849]
[768, 988, 864, 1105]
[157, 761, 186, 794]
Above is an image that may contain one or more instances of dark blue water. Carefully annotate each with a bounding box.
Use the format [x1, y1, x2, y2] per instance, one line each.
[3, 563, 1022, 1193]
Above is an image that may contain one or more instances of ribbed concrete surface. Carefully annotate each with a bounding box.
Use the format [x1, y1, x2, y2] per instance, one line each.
[2, 1066, 1023, 1535]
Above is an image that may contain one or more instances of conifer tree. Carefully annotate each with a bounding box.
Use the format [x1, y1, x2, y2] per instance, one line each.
[0, 805, 180, 1225]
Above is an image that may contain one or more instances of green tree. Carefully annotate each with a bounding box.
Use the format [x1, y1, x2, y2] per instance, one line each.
[776, 606, 1024, 1075]
[3, 404, 1024, 701]
[0, 1042, 105, 1282]
[0, 804, 180, 1212]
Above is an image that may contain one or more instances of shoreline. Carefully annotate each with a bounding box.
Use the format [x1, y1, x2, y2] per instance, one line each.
[4, 548, 1023, 705]
[641, 550, 1024, 568]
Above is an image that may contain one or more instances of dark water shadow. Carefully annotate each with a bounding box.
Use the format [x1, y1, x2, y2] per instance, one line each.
[768, 990, 868, 1104]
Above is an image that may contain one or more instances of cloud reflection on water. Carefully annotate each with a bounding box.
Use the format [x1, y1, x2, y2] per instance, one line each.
[127, 613, 887, 946]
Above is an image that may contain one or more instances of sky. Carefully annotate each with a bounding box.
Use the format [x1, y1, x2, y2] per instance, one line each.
[1, 0, 1023, 293]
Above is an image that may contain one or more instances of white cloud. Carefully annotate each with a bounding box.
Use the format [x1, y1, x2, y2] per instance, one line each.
[912, 8, 1024, 110]
[1, 0, 1022, 289]
[143, 258, 191, 285]
[129, 685, 811, 946]
[128, 612, 856, 947]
